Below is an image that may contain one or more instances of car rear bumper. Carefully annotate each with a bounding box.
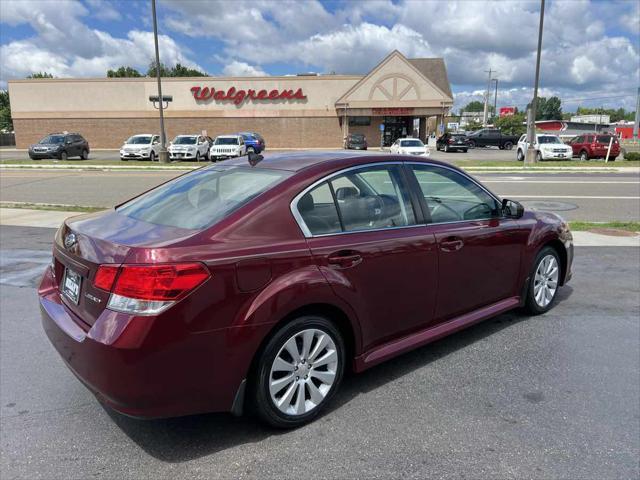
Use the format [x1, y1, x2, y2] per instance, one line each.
[38, 267, 251, 418]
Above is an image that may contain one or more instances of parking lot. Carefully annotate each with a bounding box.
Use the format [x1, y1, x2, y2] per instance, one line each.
[0, 223, 638, 479]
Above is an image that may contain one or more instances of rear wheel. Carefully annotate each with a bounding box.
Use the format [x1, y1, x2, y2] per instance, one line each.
[517, 149, 524, 161]
[524, 247, 561, 315]
[81, 149, 89, 160]
[251, 315, 345, 428]
[468, 140, 476, 148]
[503, 141, 513, 150]
[59, 151, 68, 161]
[579, 150, 589, 161]
[536, 151, 543, 162]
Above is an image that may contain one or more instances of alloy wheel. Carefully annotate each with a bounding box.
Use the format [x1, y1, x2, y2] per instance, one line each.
[269, 328, 338, 416]
[533, 254, 559, 308]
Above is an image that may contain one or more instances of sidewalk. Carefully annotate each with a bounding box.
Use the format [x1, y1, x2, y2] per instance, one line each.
[1, 207, 638, 246]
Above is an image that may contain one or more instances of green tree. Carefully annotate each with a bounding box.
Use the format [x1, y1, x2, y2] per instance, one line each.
[107, 66, 142, 78]
[461, 100, 485, 112]
[495, 112, 526, 136]
[465, 120, 483, 131]
[0, 90, 12, 131]
[146, 61, 207, 77]
[27, 72, 54, 78]
[542, 96, 562, 120]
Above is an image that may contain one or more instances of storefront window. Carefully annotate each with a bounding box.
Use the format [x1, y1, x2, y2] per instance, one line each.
[349, 116, 371, 126]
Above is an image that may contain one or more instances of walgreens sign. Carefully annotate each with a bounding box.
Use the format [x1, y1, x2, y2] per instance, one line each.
[190, 86, 307, 105]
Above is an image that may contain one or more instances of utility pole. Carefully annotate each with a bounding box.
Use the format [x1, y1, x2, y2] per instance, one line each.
[482, 68, 493, 127]
[493, 78, 499, 121]
[151, 0, 168, 163]
[525, 0, 545, 165]
[634, 86, 639, 141]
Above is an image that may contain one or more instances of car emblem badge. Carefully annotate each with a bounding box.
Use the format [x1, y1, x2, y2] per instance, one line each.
[64, 232, 77, 249]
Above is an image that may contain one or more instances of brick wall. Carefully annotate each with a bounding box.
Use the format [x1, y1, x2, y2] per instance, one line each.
[13, 116, 344, 149]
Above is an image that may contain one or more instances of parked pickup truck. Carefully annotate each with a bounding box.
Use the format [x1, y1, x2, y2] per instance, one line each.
[466, 128, 520, 150]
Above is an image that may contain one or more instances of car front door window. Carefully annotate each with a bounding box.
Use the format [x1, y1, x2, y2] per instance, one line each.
[410, 165, 500, 223]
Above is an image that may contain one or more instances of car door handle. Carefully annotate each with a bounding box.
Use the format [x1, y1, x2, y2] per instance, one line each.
[327, 251, 363, 269]
[440, 237, 464, 252]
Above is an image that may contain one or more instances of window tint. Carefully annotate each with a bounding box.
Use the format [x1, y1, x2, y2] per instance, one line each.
[297, 182, 341, 236]
[330, 165, 415, 232]
[400, 139, 423, 147]
[596, 135, 616, 144]
[410, 165, 500, 223]
[117, 166, 291, 230]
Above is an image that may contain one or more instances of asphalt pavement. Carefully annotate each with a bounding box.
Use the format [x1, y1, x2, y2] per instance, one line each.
[0, 225, 638, 479]
[1, 169, 638, 221]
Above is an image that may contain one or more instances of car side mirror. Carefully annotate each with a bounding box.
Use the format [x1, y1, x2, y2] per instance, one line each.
[502, 198, 524, 219]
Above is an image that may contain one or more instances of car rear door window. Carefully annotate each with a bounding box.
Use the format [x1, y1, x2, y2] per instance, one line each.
[410, 165, 500, 223]
[117, 166, 292, 230]
[296, 182, 342, 236]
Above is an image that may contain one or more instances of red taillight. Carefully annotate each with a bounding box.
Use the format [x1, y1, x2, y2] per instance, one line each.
[94, 265, 119, 291]
[111, 263, 210, 301]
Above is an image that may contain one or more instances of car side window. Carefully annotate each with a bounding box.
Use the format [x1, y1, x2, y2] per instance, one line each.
[329, 165, 416, 232]
[297, 182, 342, 236]
[410, 165, 500, 223]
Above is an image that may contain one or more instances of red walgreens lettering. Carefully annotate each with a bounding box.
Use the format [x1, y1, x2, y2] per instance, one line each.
[190, 86, 306, 103]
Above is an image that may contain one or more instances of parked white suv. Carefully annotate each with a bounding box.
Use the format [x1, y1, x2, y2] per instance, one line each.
[516, 134, 573, 161]
[209, 135, 247, 161]
[389, 137, 430, 156]
[168, 135, 210, 161]
[120, 134, 160, 161]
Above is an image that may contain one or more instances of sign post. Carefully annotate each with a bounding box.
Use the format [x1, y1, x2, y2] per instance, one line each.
[379, 123, 384, 149]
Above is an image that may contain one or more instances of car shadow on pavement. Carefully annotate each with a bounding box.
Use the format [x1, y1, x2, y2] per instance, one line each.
[107, 286, 574, 463]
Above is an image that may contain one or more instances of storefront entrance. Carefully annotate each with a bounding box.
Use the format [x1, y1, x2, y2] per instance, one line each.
[382, 116, 416, 146]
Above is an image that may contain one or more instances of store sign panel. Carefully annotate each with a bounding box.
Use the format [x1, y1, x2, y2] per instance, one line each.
[372, 108, 414, 115]
[190, 86, 307, 105]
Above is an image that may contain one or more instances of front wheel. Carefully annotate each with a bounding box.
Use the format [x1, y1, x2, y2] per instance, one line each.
[444, 144, 449, 152]
[536, 151, 543, 162]
[517, 149, 524, 161]
[251, 316, 345, 428]
[149, 151, 155, 162]
[524, 247, 561, 315]
[247, 146, 256, 154]
[59, 151, 68, 161]
[462, 148, 468, 153]
[579, 150, 589, 161]
[195, 152, 201, 162]
[468, 140, 476, 149]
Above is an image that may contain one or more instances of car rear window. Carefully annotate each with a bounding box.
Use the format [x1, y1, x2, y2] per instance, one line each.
[596, 135, 617, 144]
[400, 140, 423, 147]
[117, 166, 292, 230]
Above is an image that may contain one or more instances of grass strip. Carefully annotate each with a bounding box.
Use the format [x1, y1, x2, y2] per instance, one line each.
[0, 202, 105, 213]
[568, 221, 640, 232]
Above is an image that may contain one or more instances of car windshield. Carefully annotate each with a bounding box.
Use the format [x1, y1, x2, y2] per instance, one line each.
[40, 135, 65, 144]
[173, 136, 197, 145]
[126, 136, 152, 144]
[350, 134, 365, 141]
[538, 136, 562, 144]
[117, 166, 292, 230]
[400, 140, 423, 147]
[215, 137, 239, 145]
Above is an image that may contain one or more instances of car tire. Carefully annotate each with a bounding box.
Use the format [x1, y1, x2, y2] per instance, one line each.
[504, 142, 513, 150]
[149, 151, 155, 162]
[81, 149, 89, 160]
[251, 315, 345, 429]
[609, 156, 617, 161]
[524, 246, 561, 315]
[517, 149, 524, 161]
[120, 157, 127, 162]
[59, 151, 68, 161]
[195, 152, 201, 162]
[444, 144, 450, 152]
[536, 151, 543, 162]
[247, 147, 255, 154]
[462, 148, 468, 153]
[579, 150, 589, 161]
[468, 140, 476, 148]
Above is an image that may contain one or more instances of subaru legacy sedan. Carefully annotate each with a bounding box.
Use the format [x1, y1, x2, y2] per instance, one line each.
[39, 152, 573, 428]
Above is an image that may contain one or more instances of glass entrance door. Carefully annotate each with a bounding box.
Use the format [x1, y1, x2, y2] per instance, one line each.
[382, 116, 414, 146]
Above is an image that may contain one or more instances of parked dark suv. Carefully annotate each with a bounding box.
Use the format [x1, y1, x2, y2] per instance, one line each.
[29, 133, 90, 160]
[436, 132, 470, 152]
[344, 133, 368, 150]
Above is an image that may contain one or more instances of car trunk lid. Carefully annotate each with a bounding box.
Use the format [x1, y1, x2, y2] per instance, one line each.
[54, 210, 197, 326]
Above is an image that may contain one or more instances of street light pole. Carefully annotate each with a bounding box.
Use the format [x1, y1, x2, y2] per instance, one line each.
[525, 0, 545, 165]
[493, 78, 499, 120]
[151, 0, 168, 163]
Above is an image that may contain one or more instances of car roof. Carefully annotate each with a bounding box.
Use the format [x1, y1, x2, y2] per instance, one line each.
[217, 134, 241, 138]
[399, 137, 421, 141]
[219, 150, 455, 173]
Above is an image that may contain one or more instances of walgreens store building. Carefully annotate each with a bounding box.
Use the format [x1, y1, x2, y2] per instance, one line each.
[8, 51, 453, 149]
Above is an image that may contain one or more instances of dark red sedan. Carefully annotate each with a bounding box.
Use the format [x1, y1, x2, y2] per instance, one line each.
[39, 152, 573, 428]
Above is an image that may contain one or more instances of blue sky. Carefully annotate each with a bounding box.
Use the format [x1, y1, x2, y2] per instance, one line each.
[1, 0, 638, 112]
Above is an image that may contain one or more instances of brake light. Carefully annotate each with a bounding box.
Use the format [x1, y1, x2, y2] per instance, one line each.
[94, 265, 119, 290]
[95, 263, 210, 315]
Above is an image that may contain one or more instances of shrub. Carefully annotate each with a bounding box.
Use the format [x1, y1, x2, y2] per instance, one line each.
[624, 151, 640, 161]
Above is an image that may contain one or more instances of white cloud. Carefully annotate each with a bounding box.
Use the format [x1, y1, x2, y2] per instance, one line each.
[222, 61, 267, 77]
[0, 0, 201, 85]
[85, 0, 122, 22]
